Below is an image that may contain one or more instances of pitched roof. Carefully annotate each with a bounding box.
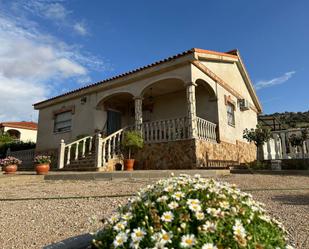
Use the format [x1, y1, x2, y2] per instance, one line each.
[0, 122, 38, 130]
[33, 48, 236, 108]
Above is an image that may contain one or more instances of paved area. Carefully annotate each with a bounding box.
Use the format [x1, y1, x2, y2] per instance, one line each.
[0, 173, 308, 248]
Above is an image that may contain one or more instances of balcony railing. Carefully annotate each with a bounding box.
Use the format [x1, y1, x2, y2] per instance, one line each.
[196, 117, 217, 143]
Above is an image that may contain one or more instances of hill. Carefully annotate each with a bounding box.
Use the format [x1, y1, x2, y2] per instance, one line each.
[260, 110, 309, 129]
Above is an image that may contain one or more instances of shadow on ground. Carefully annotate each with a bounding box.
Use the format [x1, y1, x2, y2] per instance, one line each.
[272, 193, 309, 205]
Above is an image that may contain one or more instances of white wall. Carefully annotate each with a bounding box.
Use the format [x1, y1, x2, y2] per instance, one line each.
[4, 127, 37, 143]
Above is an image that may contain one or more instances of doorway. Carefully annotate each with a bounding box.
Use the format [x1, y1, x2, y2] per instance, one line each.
[107, 110, 122, 135]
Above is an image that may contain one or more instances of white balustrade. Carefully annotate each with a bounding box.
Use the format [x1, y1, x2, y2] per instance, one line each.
[262, 128, 309, 160]
[141, 117, 189, 143]
[100, 128, 126, 167]
[58, 135, 94, 168]
[58, 117, 219, 169]
[196, 117, 217, 143]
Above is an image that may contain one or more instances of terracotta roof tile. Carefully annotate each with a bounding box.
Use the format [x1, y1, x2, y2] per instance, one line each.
[33, 48, 236, 107]
[0, 122, 38, 130]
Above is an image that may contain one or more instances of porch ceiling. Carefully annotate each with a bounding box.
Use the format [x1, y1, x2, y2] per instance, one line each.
[142, 78, 185, 99]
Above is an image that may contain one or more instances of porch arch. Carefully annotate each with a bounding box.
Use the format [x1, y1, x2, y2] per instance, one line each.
[96, 92, 135, 135]
[140, 78, 187, 122]
[195, 79, 219, 124]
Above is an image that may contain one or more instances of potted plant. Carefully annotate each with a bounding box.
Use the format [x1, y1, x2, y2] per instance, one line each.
[34, 155, 51, 175]
[122, 131, 143, 171]
[243, 124, 271, 163]
[0, 156, 22, 174]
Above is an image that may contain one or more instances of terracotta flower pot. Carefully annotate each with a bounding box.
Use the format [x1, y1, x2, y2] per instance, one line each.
[124, 159, 135, 171]
[35, 163, 50, 175]
[4, 164, 17, 174]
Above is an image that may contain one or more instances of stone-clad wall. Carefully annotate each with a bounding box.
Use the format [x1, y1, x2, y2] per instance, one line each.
[135, 139, 196, 170]
[195, 139, 256, 167]
[135, 138, 256, 170]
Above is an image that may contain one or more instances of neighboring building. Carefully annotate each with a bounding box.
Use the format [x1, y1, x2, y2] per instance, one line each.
[33, 48, 262, 171]
[0, 122, 38, 143]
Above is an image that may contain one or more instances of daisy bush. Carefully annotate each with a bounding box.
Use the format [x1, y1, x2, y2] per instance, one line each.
[92, 174, 292, 249]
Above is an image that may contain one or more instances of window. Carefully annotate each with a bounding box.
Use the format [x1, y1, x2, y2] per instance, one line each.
[227, 103, 235, 126]
[54, 111, 72, 133]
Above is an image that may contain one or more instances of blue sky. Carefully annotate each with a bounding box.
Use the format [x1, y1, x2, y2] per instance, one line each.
[0, 0, 308, 121]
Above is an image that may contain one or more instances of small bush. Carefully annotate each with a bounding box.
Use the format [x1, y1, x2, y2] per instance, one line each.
[93, 175, 292, 249]
[246, 160, 270, 170]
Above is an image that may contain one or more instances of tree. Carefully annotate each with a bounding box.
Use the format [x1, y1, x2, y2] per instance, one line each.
[243, 124, 271, 161]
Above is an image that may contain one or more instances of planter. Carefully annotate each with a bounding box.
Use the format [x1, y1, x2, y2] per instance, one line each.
[271, 160, 282, 171]
[35, 163, 50, 175]
[4, 164, 17, 174]
[124, 159, 135, 171]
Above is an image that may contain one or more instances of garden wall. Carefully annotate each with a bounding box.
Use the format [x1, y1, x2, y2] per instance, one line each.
[135, 139, 196, 170]
[195, 139, 256, 167]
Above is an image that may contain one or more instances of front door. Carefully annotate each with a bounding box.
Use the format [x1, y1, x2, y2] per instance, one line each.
[107, 110, 122, 135]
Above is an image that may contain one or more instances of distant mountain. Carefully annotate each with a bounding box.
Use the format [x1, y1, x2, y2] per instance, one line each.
[260, 110, 309, 129]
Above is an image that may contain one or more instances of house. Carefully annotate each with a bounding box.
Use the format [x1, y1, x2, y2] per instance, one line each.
[33, 48, 262, 171]
[0, 122, 38, 143]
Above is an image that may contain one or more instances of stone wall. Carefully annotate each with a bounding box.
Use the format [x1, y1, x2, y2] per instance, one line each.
[195, 139, 256, 167]
[135, 139, 196, 170]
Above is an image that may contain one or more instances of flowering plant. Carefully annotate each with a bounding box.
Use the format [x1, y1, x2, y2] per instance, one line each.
[34, 155, 51, 164]
[93, 175, 292, 249]
[0, 156, 22, 167]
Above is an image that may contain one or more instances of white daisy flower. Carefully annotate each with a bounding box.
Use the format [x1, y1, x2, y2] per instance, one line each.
[113, 232, 128, 247]
[187, 199, 200, 206]
[159, 230, 173, 244]
[122, 212, 133, 221]
[195, 211, 205, 220]
[180, 234, 196, 248]
[157, 195, 169, 202]
[168, 201, 179, 210]
[202, 221, 217, 233]
[161, 211, 174, 222]
[202, 243, 218, 249]
[113, 220, 127, 231]
[131, 227, 146, 242]
[172, 191, 185, 200]
[189, 203, 202, 212]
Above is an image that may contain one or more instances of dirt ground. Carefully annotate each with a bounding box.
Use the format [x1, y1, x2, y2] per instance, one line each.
[0, 174, 308, 249]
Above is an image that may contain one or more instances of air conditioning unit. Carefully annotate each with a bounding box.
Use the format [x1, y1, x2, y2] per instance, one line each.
[239, 99, 250, 111]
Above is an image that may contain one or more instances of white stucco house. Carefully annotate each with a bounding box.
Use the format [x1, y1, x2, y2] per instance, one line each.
[33, 48, 262, 171]
[0, 122, 38, 143]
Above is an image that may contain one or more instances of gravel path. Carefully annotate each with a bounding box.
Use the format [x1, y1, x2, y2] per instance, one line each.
[0, 174, 308, 248]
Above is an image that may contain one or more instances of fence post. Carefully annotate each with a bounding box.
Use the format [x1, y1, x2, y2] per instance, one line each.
[95, 134, 103, 168]
[58, 139, 65, 169]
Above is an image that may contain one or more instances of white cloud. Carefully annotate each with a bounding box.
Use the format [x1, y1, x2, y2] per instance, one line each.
[20, 0, 70, 21]
[73, 22, 87, 36]
[17, 0, 89, 36]
[255, 71, 296, 90]
[0, 11, 106, 121]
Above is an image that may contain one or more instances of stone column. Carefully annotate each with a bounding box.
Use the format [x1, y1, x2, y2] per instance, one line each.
[134, 96, 143, 130]
[186, 82, 197, 139]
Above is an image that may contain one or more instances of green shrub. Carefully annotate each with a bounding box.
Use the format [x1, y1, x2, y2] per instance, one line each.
[246, 160, 269, 170]
[0, 140, 36, 158]
[122, 131, 143, 159]
[93, 175, 292, 249]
